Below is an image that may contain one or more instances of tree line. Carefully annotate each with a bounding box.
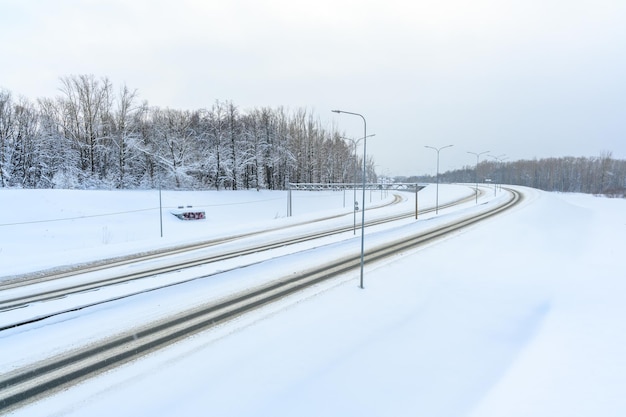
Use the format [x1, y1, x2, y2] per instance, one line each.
[0, 75, 376, 190]
[400, 152, 626, 197]
[1, 75, 624, 195]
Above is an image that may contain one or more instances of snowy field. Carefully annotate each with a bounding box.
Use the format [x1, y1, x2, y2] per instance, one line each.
[1, 185, 625, 416]
[1, 187, 378, 277]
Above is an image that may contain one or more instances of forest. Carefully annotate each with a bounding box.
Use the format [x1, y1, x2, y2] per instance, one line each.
[1, 74, 624, 196]
[401, 152, 626, 197]
[0, 75, 369, 190]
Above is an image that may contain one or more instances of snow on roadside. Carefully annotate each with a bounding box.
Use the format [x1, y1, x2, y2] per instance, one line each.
[0, 185, 469, 278]
[468, 191, 626, 417]
[3, 186, 625, 417]
[0, 188, 384, 277]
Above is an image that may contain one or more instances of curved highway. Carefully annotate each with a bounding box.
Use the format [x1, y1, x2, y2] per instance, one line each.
[0, 186, 520, 413]
[0, 189, 480, 325]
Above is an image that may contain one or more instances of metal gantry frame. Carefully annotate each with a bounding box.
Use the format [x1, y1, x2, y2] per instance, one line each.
[287, 180, 426, 289]
[287, 182, 425, 191]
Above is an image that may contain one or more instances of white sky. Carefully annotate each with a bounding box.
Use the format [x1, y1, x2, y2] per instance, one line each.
[1, 0, 625, 176]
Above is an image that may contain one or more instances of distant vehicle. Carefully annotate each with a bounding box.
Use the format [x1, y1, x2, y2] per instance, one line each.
[171, 206, 206, 220]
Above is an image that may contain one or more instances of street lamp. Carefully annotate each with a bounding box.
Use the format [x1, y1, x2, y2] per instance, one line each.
[342, 134, 375, 235]
[468, 150, 489, 204]
[424, 144, 454, 214]
[488, 154, 507, 195]
[333, 109, 367, 289]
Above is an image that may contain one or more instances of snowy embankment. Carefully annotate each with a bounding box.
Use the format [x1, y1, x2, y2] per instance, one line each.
[1, 185, 625, 416]
[0, 186, 421, 278]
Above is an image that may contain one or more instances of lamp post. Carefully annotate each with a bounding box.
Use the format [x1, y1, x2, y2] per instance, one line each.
[157, 162, 164, 238]
[159, 184, 163, 237]
[488, 154, 507, 195]
[424, 144, 454, 214]
[468, 150, 489, 204]
[333, 109, 367, 289]
[342, 134, 375, 235]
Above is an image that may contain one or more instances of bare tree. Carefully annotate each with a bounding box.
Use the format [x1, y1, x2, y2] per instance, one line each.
[0, 89, 14, 187]
[10, 99, 39, 186]
[109, 85, 142, 188]
[58, 75, 112, 182]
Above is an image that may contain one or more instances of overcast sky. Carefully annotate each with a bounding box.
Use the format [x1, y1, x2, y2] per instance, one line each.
[1, 0, 625, 176]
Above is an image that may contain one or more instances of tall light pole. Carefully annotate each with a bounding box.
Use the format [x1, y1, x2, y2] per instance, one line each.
[488, 154, 507, 195]
[468, 150, 489, 204]
[342, 134, 375, 235]
[424, 144, 454, 214]
[159, 184, 163, 237]
[333, 109, 367, 289]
